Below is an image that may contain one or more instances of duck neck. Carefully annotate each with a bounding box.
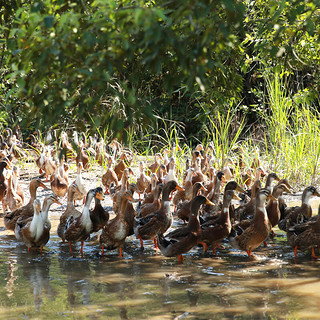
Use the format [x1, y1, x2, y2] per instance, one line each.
[302, 192, 312, 205]
[82, 193, 94, 230]
[30, 213, 43, 241]
[41, 200, 52, 223]
[119, 197, 129, 219]
[28, 183, 39, 204]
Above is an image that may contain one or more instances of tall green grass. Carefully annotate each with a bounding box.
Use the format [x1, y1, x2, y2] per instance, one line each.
[262, 72, 320, 186]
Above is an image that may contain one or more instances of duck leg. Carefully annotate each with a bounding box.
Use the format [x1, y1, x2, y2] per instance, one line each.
[101, 245, 104, 256]
[80, 241, 84, 255]
[154, 238, 159, 250]
[216, 242, 225, 249]
[311, 247, 320, 259]
[119, 246, 123, 258]
[178, 254, 183, 264]
[138, 235, 144, 249]
[198, 241, 208, 254]
[294, 245, 298, 257]
[246, 250, 252, 257]
[69, 242, 72, 253]
[212, 244, 216, 254]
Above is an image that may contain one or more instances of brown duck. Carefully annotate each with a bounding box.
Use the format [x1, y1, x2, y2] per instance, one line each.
[157, 195, 213, 263]
[57, 183, 82, 242]
[4, 177, 49, 231]
[64, 188, 104, 255]
[229, 188, 276, 257]
[134, 180, 184, 250]
[199, 190, 236, 254]
[100, 190, 135, 257]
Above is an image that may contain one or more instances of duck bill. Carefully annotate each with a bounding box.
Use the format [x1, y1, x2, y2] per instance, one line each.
[236, 185, 246, 193]
[267, 194, 277, 201]
[96, 192, 105, 201]
[314, 190, 320, 197]
[200, 185, 208, 192]
[233, 194, 242, 201]
[40, 182, 50, 190]
[205, 199, 215, 206]
[54, 198, 63, 205]
[175, 185, 184, 192]
[36, 202, 41, 212]
[128, 195, 138, 203]
[75, 185, 83, 195]
[5, 162, 12, 170]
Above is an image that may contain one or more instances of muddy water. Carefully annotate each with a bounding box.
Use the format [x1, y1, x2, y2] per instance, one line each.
[1, 163, 320, 319]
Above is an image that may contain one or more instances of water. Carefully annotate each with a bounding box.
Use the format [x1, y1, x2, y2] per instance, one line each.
[2, 164, 320, 319]
[1, 216, 320, 319]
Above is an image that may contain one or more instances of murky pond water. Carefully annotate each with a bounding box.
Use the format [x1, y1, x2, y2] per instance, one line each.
[1, 163, 320, 319]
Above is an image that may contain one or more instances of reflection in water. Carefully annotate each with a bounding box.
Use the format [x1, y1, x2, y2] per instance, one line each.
[0, 229, 319, 318]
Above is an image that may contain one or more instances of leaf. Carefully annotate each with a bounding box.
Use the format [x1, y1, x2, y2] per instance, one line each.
[44, 16, 55, 29]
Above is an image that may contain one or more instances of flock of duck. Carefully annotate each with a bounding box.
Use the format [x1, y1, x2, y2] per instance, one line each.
[0, 128, 320, 262]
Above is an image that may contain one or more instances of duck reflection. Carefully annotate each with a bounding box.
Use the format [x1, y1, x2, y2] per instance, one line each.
[5, 257, 18, 298]
[58, 257, 92, 307]
[16, 251, 54, 311]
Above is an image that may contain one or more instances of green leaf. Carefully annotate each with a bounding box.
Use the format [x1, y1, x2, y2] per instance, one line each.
[44, 16, 54, 29]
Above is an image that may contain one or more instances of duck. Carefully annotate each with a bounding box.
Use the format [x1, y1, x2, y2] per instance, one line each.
[95, 139, 108, 166]
[173, 168, 195, 207]
[64, 187, 105, 255]
[266, 183, 292, 234]
[234, 179, 262, 221]
[264, 172, 281, 193]
[60, 131, 76, 160]
[101, 157, 119, 194]
[287, 212, 320, 258]
[157, 195, 213, 263]
[199, 190, 237, 254]
[76, 141, 90, 170]
[123, 183, 140, 236]
[176, 182, 207, 223]
[100, 190, 135, 257]
[201, 180, 244, 226]
[228, 188, 276, 257]
[73, 161, 86, 204]
[134, 180, 184, 250]
[141, 173, 158, 204]
[203, 167, 217, 197]
[42, 146, 57, 181]
[109, 138, 122, 160]
[90, 187, 109, 233]
[164, 157, 177, 184]
[0, 160, 11, 209]
[205, 171, 225, 206]
[20, 199, 44, 252]
[148, 153, 163, 174]
[57, 183, 82, 242]
[16, 194, 61, 243]
[114, 152, 129, 181]
[12, 166, 24, 204]
[50, 160, 68, 198]
[2, 168, 23, 212]
[3, 177, 49, 231]
[139, 183, 164, 218]
[192, 157, 206, 185]
[278, 186, 320, 231]
[156, 164, 166, 184]
[162, 148, 171, 172]
[112, 168, 131, 214]
[136, 161, 151, 200]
